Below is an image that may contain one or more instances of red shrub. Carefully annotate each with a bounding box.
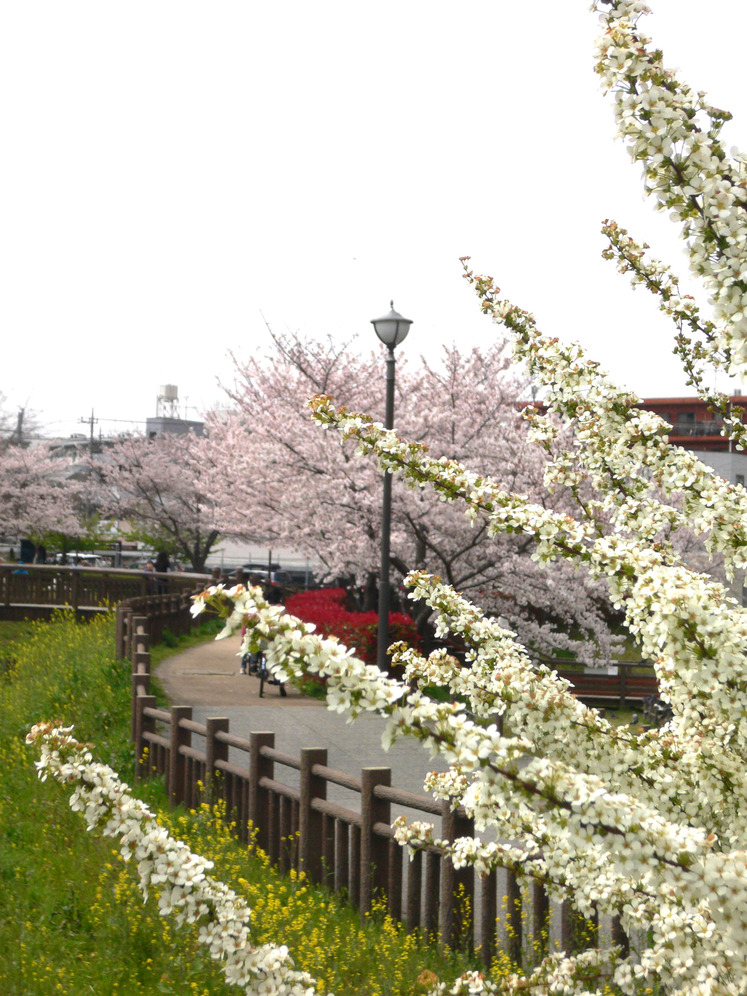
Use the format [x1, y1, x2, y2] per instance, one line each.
[285, 588, 420, 669]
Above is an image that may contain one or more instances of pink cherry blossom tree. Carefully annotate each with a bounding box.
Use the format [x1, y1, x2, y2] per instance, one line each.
[92, 431, 219, 572]
[0, 441, 83, 545]
[206, 332, 620, 663]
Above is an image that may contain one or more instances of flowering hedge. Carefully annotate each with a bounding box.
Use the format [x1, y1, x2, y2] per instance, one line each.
[284, 588, 420, 669]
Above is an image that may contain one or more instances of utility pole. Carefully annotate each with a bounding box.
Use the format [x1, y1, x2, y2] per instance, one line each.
[80, 409, 99, 456]
[9, 408, 24, 446]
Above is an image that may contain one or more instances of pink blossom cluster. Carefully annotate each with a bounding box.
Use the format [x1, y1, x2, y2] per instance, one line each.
[0, 442, 83, 540]
[203, 332, 619, 665]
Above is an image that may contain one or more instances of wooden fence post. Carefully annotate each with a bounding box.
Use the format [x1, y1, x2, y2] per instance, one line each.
[1, 566, 10, 608]
[131, 616, 149, 663]
[619, 664, 629, 710]
[115, 605, 126, 660]
[423, 849, 440, 940]
[349, 823, 361, 911]
[440, 804, 475, 951]
[70, 570, 80, 612]
[205, 717, 229, 808]
[172, 594, 186, 636]
[148, 597, 162, 646]
[532, 880, 550, 963]
[611, 913, 630, 958]
[406, 848, 424, 934]
[121, 609, 132, 662]
[130, 655, 150, 743]
[506, 868, 522, 967]
[135, 694, 157, 782]
[480, 868, 498, 967]
[169, 706, 192, 808]
[387, 837, 403, 922]
[560, 900, 597, 955]
[335, 820, 349, 895]
[360, 767, 391, 919]
[299, 747, 328, 884]
[248, 732, 275, 853]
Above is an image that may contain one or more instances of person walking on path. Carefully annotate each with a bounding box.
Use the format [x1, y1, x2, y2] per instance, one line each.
[258, 587, 287, 697]
[154, 551, 170, 594]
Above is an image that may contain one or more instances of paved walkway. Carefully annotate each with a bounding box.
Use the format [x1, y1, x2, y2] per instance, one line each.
[157, 633, 512, 949]
[156, 634, 447, 810]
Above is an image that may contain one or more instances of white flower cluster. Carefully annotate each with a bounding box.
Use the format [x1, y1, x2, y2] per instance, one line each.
[192, 562, 747, 994]
[424, 949, 614, 996]
[460, 263, 747, 592]
[601, 218, 747, 478]
[191, 5, 747, 993]
[26, 722, 320, 996]
[593, 0, 747, 372]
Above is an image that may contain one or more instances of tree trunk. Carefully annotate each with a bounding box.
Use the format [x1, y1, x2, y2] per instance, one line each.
[361, 571, 378, 612]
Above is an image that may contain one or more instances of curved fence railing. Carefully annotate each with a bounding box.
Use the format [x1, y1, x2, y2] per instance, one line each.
[125, 608, 630, 966]
[4, 565, 641, 964]
[0, 563, 212, 621]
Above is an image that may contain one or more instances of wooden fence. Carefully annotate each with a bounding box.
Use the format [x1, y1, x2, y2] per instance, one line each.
[122, 602, 630, 966]
[552, 665, 657, 709]
[115, 590, 209, 661]
[0, 563, 211, 622]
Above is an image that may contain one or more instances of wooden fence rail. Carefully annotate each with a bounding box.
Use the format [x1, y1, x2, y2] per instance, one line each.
[122, 598, 630, 967]
[0, 563, 212, 622]
[1, 571, 647, 965]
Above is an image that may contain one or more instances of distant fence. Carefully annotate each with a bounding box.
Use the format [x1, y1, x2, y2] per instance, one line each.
[0, 563, 212, 622]
[0, 565, 660, 712]
[122, 604, 630, 966]
[115, 591, 209, 662]
[550, 663, 658, 710]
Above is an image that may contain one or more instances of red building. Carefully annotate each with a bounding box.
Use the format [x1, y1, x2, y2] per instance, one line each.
[521, 395, 747, 487]
[639, 397, 747, 453]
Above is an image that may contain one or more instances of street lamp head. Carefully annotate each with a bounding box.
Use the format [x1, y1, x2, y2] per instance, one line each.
[371, 301, 412, 349]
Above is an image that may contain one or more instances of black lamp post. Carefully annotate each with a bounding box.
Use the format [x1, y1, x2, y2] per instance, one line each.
[371, 302, 412, 672]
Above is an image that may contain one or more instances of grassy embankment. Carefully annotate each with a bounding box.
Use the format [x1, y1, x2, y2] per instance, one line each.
[0, 613, 501, 995]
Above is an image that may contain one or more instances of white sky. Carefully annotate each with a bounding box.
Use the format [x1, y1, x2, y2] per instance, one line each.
[2, 1, 747, 438]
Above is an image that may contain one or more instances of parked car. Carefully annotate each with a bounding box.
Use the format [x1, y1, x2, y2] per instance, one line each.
[55, 553, 106, 567]
[239, 566, 293, 586]
[281, 568, 317, 589]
